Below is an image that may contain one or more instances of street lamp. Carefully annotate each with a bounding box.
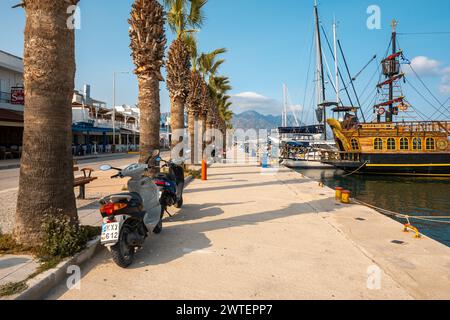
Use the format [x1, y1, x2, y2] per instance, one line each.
[112, 71, 130, 150]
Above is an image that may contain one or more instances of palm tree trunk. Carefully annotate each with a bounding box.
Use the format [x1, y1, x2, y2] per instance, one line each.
[199, 113, 207, 160]
[138, 77, 161, 164]
[188, 111, 199, 165]
[14, 0, 78, 245]
[170, 97, 185, 159]
[222, 125, 227, 160]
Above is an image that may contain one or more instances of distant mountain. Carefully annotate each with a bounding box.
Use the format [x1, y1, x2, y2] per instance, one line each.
[231, 110, 301, 130]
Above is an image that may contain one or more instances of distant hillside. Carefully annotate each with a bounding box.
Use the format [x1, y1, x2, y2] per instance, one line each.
[231, 110, 301, 130]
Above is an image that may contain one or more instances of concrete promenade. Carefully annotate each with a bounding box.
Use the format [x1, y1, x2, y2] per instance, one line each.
[45, 150, 450, 300]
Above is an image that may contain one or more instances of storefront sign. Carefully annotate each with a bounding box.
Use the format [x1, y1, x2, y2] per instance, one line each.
[11, 87, 24, 105]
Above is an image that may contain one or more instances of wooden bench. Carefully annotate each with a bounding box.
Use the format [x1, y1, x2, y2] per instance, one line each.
[73, 161, 97, 199]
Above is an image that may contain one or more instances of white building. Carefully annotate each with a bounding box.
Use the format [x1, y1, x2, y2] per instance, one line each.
[0, 50, 24, 152]
[0, 50, 24, 112]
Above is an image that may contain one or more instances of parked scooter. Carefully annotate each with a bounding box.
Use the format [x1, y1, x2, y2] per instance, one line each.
[98, 150, 163, 268]
[153, 158, 185, 212]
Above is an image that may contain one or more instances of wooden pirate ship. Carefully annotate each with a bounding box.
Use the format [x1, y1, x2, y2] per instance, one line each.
[324, 21, 450, 176]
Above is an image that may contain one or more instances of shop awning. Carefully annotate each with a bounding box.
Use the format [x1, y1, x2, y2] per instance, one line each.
[72, 122, 113, 133]
[0, 108, 23, 123]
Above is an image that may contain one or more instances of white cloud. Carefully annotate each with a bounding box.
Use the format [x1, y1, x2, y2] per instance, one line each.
[407, 56, 441, 76]
[405, 56, 450, 95]
[230, 91, 303, 116]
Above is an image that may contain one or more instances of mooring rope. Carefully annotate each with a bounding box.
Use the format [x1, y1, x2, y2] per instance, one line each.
[352, 199, 450, 225]
[343, 161, 369, 177]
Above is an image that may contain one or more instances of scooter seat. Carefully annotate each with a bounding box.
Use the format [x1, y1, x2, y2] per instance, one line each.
[104, 192, 143, 204]
[155, 173, 176, 181]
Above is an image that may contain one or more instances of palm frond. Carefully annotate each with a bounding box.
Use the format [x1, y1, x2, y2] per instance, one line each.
[188, 0, 207, 28]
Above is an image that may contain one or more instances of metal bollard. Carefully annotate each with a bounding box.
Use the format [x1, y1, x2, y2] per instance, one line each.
[341, 190, 351, 204]
[335, 187, 343, 200]
[202, 160, 207, 181]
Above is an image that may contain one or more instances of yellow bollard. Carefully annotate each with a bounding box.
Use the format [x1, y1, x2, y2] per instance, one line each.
[335, 187, 343, 200]
[341, 190, 351, 204]
[404, 224, 421, 239]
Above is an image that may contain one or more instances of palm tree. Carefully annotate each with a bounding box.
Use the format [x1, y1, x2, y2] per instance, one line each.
[129, 0, 166, 164]
[208, 75, 233, 157]
[14, 0, 79, 245]
[164, 0, 207, 157]
[197, 49, 227, 156]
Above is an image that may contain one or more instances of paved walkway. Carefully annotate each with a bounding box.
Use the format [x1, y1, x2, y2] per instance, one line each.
[44, 153, 450, 300]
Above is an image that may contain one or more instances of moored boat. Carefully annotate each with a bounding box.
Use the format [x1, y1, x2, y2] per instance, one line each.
[324, 21, 450, 177]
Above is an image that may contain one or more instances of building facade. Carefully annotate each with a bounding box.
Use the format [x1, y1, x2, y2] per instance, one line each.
[0, 50, 24, 158]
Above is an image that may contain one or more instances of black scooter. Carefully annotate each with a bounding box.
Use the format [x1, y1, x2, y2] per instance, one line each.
[153, 158, 185, 212]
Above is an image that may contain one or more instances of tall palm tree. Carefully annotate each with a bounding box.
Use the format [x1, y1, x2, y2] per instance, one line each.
[164, 0, 207, 157]
[129, 0, 166, 164]
[197, 49, 227, 156]
[14, 0, 79, 245]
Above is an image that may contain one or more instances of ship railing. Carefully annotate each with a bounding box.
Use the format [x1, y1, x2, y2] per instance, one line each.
[398, 120, 449, 134]
[320, 150, 361, 162]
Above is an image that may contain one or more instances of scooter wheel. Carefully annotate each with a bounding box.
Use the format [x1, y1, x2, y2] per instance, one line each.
[175, 196, 183, 209]
[111, 225, 135, 268]
[153, 207, 164, 234]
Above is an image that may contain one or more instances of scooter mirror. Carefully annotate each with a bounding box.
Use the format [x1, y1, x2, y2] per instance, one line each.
[100, 165, 112, 171]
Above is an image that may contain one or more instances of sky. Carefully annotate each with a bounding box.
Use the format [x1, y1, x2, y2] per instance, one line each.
[0, 0, 449, 123]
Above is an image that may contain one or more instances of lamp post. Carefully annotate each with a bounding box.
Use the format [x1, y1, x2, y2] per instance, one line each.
[112, 71, 130, 151]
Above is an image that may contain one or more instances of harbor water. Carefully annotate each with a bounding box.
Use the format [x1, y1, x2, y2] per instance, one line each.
[296, 169, 450, 247]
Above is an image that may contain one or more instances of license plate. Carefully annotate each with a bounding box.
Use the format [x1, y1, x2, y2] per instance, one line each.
[101, 222, 120, 243]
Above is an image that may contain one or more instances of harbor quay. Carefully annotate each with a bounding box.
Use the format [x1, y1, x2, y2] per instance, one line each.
[45, 148, 450, 300]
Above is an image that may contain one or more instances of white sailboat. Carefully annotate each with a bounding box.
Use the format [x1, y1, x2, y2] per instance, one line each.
[279, 1, 337, 169]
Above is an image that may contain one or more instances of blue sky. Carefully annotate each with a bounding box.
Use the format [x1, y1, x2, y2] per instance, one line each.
[1, 0, 449, 122]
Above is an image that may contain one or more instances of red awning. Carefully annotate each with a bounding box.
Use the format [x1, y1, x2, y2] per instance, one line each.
[0, 108, 24, 122]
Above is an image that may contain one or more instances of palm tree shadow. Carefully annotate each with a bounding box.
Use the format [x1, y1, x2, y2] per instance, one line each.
[47, 197, 339, 298]
[129, 196, 337, 269]
[164, 202, 253, 223]
[184, 178, 310, 194]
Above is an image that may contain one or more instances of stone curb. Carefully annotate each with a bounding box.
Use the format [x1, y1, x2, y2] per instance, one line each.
[10, 237, 101, 300]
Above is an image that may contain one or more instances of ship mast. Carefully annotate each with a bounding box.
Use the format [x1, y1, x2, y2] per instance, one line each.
[314, 0, 327, 139]
[333, 17, 339, 107]
[374, 19, 405, 123]
[387, 19, 398, 123]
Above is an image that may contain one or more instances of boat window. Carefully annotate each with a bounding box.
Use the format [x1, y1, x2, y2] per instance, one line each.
[400, 138, 409, 150]
[426, 138, 436, 150]
[387, 138, 396, 150]
[351, 139, 360, 150]
[413, 138, 422, 150]
[374, 138, 383, 150]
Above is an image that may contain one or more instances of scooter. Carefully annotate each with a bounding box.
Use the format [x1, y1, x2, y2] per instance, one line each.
[153, 158, 185, 212]
[98, 150, 163, 268]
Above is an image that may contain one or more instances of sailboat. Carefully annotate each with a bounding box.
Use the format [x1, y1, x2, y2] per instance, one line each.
[279, 2, 337, 169]
[324, 20, 450, 176]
